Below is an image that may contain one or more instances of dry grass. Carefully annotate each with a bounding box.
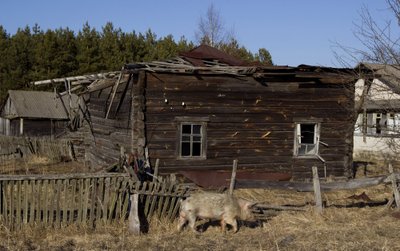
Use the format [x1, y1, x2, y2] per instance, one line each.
[0, 156, 399, 250]
[0, 185, 398, 251]
[0, 158, 89, 175]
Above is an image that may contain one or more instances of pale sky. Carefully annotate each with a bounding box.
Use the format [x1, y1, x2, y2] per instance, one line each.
[0, 0, 394, 67]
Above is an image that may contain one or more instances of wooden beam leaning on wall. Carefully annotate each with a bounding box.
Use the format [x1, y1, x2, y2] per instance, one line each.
[131, 71, 147, 159]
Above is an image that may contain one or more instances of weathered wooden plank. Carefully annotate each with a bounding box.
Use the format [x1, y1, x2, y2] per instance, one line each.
[22, 181, 29, 225]
[170, 188, 188, 220]
[106, 177, 117, 224]
[312, 166, 323, 214]
[121, 179, 130, 221]
[16, 180, 21, 230]
[236, 175, 390, 191]
[161, 183, 175, 218]
[144, 182, 155, 217]
[2, 181, 8, 227]
[49, 179, 56, 226]
[115, 177, 125, 220]
[55, 179, 62, 228]
[77, 178, 84, 224]
[229, 160, 238, 195]
[61, 179, 68, 226]
[102, 177, 110, 224]
[82, 178, 90, 225]
[156, 183, 167, 218]
[9, 180, 14, 230]
[69, 179, 76, 224]
[89, 178, 97, 228]
[43, 180, 49, 225]
[128, 194, 140, 234]
[148, 182, 160, 218]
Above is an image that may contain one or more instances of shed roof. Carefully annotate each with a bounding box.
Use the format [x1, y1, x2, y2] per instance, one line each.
[2, 90, 78, 119]
[358, 63, 400, 94]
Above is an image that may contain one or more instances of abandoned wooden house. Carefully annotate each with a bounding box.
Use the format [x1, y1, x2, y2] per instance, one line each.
[354, 63, 400, 156]
[33, 45, 358, 181]
[0, 90, 81, 138]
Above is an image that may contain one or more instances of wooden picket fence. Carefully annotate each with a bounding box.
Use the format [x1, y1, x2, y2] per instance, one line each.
[0, 173, 191, 230]
[0, 136, 74, 167]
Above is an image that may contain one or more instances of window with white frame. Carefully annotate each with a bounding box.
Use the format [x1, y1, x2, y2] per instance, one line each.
[176, 117, 208, 159]
[294, 123, 320, 156]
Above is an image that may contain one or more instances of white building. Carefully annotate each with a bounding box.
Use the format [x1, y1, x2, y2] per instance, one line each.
[354, 63, 400, 157]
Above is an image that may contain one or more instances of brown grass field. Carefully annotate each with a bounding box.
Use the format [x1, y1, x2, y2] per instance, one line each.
[0, 156, 399, 250]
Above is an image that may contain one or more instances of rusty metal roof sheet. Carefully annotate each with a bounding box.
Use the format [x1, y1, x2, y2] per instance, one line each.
[3, 90, 79, 119]
[179, 44, 247, 66]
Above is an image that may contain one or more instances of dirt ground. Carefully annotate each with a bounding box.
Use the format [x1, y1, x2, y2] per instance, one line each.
[0, 155, 399, 250]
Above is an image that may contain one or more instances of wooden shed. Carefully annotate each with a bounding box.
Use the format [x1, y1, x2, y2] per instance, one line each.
[82, 45, 357, 180]
[0, 90, 81, 138]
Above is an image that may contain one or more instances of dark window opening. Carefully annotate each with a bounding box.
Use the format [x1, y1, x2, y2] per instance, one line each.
[180, 123, 203, 157]
[295, 123, 319, 156]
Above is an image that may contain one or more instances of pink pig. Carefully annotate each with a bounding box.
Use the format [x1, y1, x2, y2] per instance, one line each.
[177, 191, 256, 233]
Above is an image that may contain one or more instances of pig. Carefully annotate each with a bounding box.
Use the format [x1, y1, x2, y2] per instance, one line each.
[177, 191, 256, 233]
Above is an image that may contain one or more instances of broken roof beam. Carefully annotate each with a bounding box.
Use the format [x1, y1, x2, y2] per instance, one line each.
[31, 71, 120, 86]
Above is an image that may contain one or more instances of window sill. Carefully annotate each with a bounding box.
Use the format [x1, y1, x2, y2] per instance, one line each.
[177, 156, 207, 161]
[293, 155, 319, 159]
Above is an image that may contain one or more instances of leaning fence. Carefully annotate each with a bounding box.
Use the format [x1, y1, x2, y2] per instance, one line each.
[0, 136, 73, 164]
[0, 173, 191, 230]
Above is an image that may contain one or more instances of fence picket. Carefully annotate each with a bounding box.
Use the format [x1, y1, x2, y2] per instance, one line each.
[102, 177, 110, 224]
[96, 178, 104, 224]
[157, 183, 167, 218]
[16, 180, 21, 230]
[89, 178, 96, 228]
[69, 179, 76, 224]
[0, 173, 188, 230]
[55, 179, 62, 228]
[43, 180, 49, 225]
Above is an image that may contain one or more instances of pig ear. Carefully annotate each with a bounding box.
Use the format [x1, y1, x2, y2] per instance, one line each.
[246, 201, 257, 209]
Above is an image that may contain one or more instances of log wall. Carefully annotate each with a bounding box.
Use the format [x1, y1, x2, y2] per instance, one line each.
[85, 75, 135, 170]
[144, 73, 355, 179]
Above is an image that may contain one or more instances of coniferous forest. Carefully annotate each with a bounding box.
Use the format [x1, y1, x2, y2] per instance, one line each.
[0, 22, 272, 102]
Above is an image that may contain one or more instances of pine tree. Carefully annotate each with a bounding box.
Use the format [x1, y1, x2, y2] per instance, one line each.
[76, 23, 103, 74]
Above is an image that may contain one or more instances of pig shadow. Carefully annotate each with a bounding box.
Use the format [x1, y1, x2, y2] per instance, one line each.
[197, 219, 263, 232]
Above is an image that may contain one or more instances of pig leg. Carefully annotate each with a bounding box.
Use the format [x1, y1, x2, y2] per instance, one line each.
[177, 214, 187, 231]
[187, 213, 198, 233]
[220, 219, 226, 232]
[224, 217, 238, 233]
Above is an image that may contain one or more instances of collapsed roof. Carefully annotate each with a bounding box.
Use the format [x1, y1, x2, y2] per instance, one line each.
[1, 90, 79, 120]
[31, 45, 357, 95]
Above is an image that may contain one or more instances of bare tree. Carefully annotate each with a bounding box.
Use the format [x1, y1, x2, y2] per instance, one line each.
[195, 3, 233, 47]
[335, 0, 400, 66]
[339, 0, 400, 158]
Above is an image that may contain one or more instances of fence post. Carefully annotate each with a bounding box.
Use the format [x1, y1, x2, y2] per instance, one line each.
[312, 166, 323, 214]
[389, 163, 400, 208]
[229, 159, 238, 195]
[153, 159, 159, 182]
[128, 193, 141, 234]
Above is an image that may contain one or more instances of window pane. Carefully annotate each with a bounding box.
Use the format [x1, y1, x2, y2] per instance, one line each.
[182, 135, 190, 141]
[182, 124, 191, 134]
[298, 145, 306, 155]
[192, 142, 201, 156]
[181, 142, 191, 156]
[304, 144, 316, 154]
[193, 125, 201, 134]
[300, 124, 315, 144]
[192, 136, 201, 142]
